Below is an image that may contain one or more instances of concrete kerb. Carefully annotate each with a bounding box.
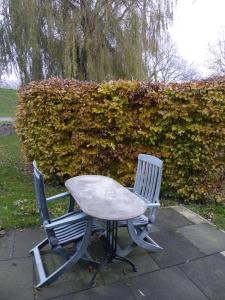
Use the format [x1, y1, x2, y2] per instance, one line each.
[171, 204, 225, 236]
[170, 205, 213, 225]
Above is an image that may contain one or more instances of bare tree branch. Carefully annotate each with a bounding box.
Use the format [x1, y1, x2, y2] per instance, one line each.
[207, 30, 225, 75]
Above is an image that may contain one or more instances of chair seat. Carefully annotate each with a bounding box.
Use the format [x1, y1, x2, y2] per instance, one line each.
[54, 219, 102, 245]
[118, 214, 149, 227]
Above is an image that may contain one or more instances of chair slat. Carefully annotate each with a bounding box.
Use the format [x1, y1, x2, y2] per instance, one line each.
[153, 167, 162, 203]
[54, 220, 87, 234]
[142, 161, 148, 197]
[143, 163, 153, 199]
[55, 224, 87, 239]
[134, 159, 142, 194]
[148, 165, 158, 201]
[140, 160, 145, 194]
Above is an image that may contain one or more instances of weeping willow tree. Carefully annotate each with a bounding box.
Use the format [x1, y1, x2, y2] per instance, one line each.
[0, 0, 175, 84]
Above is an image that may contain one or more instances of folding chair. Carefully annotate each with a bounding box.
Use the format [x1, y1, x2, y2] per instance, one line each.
[30, 161, 102, 288]
[118, 154, 163, 256]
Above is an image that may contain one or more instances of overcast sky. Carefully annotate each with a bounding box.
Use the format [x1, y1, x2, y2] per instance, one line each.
[170, 0, 225, 75]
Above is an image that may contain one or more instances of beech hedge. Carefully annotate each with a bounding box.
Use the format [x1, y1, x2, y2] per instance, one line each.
[16, 77, 225, 203]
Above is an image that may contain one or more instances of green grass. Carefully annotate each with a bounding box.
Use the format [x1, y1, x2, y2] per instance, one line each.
[186, 203, 225, 230]
[0, 88, 18, 117]
[162, 199, 225, 231]
[0, 135, 68, 229]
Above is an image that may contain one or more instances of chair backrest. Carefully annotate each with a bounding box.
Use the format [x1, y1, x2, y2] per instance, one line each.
[133, 154, 163, 205]
[33, 161, 50, 224]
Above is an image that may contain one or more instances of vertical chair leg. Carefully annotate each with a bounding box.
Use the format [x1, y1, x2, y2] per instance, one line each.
[127, 219, 163, 252]
[30, 238, 49, 287]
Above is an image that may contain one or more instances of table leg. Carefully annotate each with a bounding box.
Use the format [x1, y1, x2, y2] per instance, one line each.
[90, 220, 137, 285]
[113, 255, 137, 271]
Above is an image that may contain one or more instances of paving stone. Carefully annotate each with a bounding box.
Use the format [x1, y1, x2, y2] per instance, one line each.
[117, 227, 133, 247]
[101, 246, 159, 284]
[35, 255, 104, 300]
[86, 228, 159, 284]
[0, 231, 14, 259]
[126, 267, 207, 300]
[0, 257, 34, 300]
[34, 236, 108, 299]
[2, 207, 225, 300]
[171, 206, 208, 224]
[13, 228, 45, 258]
[150, 230, 204, 268]
[180, 253, 225, 300]
[54, 282, 134, 300]
[154, 208, 193, 232]
[178, 223, 225, 255]
[116, 225, 159, 250]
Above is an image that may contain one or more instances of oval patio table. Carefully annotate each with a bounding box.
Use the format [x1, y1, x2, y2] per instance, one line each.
[65, 175, 147, 284]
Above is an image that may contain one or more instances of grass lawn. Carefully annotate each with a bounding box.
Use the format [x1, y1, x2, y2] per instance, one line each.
[0, 88, 18, 117]
[0, 135, 68, 229]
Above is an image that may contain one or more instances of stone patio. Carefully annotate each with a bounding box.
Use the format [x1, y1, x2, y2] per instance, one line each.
[1, 206, 225, 300]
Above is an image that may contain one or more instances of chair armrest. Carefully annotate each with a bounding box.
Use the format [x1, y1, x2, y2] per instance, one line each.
[44, 212, 89, 229]
[46, 191, 70, 202]
[146, 203, 160, 208]
[126, 188, 160, 208]
[126, 187, 160, 209]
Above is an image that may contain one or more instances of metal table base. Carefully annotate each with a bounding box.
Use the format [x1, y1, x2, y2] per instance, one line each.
[91, 220, 137, 285]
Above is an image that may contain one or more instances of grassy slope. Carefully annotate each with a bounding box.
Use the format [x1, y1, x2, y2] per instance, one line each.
[0, 135, 67, 229]
[0, 88, 18, 117]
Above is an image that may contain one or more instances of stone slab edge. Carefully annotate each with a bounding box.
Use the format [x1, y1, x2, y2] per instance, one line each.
[170, 205, 212, 225]
[170, 205, 225, 234]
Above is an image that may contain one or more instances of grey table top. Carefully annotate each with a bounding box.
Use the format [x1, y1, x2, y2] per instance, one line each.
[65, 175, 146, 221]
